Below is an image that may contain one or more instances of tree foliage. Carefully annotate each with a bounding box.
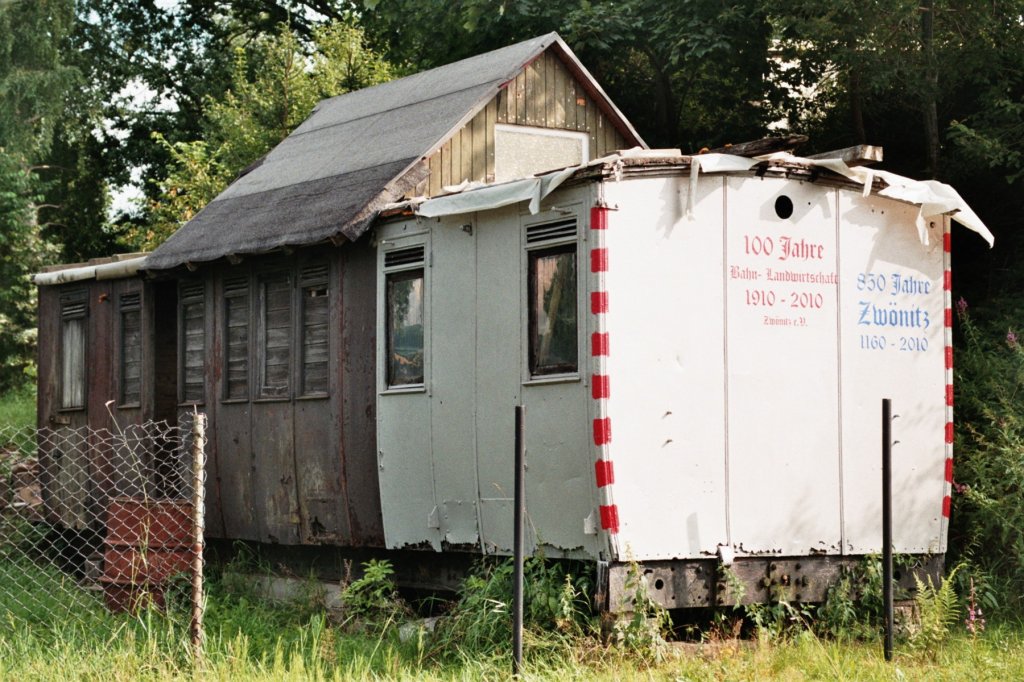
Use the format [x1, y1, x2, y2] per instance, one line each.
[129, 20, 392, 250]
[0, 0, 76, 391]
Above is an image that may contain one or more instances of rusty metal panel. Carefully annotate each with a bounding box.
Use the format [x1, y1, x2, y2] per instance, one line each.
[607, 555, 944, 611]
[838, 194, 946, 554]
[602, 175, 729, 560]
[340, 241, 385, 546]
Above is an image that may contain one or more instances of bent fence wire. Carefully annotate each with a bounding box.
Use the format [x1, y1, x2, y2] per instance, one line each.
[0, 415, 207, 653]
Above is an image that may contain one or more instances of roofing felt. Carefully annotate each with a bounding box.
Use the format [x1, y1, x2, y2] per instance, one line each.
[146, 32, 637, 272]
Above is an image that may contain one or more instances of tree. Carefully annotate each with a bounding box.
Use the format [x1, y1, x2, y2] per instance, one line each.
[129, 20, 393, 250]
[0, 0, 77, 391]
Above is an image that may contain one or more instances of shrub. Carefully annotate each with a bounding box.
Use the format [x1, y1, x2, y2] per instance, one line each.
[951, 300, 1024, 615]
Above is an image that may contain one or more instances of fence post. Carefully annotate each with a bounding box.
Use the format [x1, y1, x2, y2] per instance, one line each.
[882, 398, 894, 662]
[512, 404, 525, 677]
[190, 412, 206, 662]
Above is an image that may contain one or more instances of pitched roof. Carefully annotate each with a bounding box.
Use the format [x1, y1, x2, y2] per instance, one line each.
[146, 32, 643, 272]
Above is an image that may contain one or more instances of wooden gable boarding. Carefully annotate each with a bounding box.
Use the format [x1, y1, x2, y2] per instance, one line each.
[425, 49, 632, 196]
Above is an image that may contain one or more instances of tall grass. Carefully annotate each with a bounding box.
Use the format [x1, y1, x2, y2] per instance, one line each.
[2, 557, 1024, 680]
[0, 382, 35, 430]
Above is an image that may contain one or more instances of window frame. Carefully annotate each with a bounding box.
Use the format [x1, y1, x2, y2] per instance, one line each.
[522, 213, 582, 383]
[221, 275, 251, 403]
[379, 236, 429, 395]
[298, 262, 330, 398]
[118, 291, 143, 408]
[178, 281, 206, 405]
[58, 289, 88, 412]
[255, 271, 293, 401]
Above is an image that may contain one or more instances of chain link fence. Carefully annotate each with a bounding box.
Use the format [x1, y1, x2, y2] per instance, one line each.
[0, 414, 206, 653]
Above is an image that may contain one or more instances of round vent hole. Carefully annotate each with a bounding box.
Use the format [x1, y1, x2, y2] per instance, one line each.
[775, 195, 794, 219]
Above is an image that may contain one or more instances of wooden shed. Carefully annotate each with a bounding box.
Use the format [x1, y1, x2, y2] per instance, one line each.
[35, 33, 995, 609]
[35, 33, 642, 552]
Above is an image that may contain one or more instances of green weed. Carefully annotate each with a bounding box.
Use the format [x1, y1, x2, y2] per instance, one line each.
[0, 382, 34, 431]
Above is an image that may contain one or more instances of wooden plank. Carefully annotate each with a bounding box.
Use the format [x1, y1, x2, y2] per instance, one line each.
[460, 125, 472, 184]
[542, 52, 553, 127]
[518, 68, 529, 125]
[495, 87, 508, 124]
[571, 78, 583, 131]
[485, 98, 496, 183]
[471, 109, 486, 182]
[552, 55, 566, 128]
[807, 144, 884, 167]
[450, 130, 462, 187]
[587, 93, 599, 158]
[340, 242, 384, 545]
[216, 401, 258, 540]
[441, 139, 453, 189]
[527, 59, 541, 126]
[428, 150, 441, 197]
[706, 134, 809, 157]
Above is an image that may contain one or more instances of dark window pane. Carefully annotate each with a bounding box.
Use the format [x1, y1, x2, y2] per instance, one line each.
[181, 296, 205, 402]
[387, 270, 424, 386]
[61, 316, 86, 409]
[225, 290, 249, 399]
[260, 276, 291, 398]
[120, 308, 141, 405]
[529, 245, 578, 375]
[302, 286, 329, 395]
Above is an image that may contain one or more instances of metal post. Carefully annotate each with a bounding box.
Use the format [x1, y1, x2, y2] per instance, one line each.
[190, 411, 207, 662]
[882, 399, 894, 662]
[513, 405, 525, 676]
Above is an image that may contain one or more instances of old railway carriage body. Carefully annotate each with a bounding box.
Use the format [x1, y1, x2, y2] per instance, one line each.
[34, 32, 993, 609]
[381, 154, 991, 608]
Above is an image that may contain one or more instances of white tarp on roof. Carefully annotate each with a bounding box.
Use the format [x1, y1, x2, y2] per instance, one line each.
[33, 255, 148, 286]
[417, 150, 994, 247]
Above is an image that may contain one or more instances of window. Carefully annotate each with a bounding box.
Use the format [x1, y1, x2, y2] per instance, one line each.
[119, 293, 142, 406]
[258, 273, 292, 398]
[384, 246, 425, 387]
[223, 277, 249, 400]
[494, 124, 589, 183]
[527, 219, 579, 376]
[299, 263, 329, 396]
[180, 282, 205, 403]
[59, 292, 87, 410]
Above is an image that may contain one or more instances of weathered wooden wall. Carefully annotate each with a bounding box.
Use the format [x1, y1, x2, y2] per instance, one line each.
[425, 51, 630, 196]
[36, 277, 151, 529]
[196, 243, 383, 547]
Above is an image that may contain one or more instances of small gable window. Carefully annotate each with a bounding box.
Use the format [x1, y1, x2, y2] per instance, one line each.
[494, 124, 589, 183]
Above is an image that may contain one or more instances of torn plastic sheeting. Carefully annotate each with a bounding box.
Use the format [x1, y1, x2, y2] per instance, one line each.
[763, 152, 994, 247]
[686, 154, 759, 219]
[33, 256, 147, 286]
[417, 165, 577, 218]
